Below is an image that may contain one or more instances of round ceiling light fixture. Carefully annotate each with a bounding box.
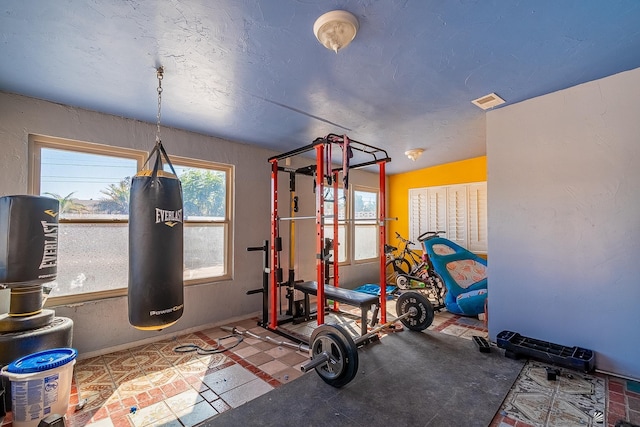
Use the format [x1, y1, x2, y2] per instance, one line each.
[405, 149, 425, 161]
[313, 10, 359, 53]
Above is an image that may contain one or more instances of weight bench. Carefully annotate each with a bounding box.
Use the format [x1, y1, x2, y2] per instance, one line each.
[294, 281, 379, 336]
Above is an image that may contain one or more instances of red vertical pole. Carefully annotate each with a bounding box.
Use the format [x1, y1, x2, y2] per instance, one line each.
[379, 160, 387, 324]
[315, 143, 325, 326]
[332, 171, 340, 311]
[269, 159, 279, 330]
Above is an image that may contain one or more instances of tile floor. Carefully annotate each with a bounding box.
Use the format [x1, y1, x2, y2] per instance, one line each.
[1, 307, 639, 427]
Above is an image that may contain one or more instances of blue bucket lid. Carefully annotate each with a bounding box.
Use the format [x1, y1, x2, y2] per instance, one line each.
[7, 348, 77, 374]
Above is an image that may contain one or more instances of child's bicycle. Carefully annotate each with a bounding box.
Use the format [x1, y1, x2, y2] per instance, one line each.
[385, 232, 423, 282]
[387, 231, 447, 309]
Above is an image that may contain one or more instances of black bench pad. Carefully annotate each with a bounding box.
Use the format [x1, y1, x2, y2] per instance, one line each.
[294, 281, 379, 307]
[294, 281, 379, 336]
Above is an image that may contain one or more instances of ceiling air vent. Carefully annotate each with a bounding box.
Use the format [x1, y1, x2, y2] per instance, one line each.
[471, 92, 505, 110]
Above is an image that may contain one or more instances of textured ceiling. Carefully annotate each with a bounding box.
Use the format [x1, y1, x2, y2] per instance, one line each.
[2, 1, 640, 174]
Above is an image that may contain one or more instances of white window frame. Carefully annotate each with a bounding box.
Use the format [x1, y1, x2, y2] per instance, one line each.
[28, 135, 233, 305]
[322, 185, 380, 265]
[351, 185, 379, 263]
[323, 186, 348, 264]
[408, 182, 487, 254]
[169, 154, 234, 284]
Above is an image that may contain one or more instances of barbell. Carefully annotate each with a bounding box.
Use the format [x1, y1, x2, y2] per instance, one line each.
[277, 215, 398, 222]
[221, 291, 434, 388]
[300, 291, 433, 387]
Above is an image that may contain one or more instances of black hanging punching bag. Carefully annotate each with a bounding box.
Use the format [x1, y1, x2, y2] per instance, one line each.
[128, 142, 184, 330]
[0, 195, 59, 285]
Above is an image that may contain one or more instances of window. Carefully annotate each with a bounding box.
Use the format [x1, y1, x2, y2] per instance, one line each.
[322, 186, 379, 263]
[29, 135, 233, 304]
[324, 187, 347, 263]
[353, 188, 378, 261]
[169, 156, 233, 282]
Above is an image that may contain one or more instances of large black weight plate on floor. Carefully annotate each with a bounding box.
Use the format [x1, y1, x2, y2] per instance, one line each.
[310, 324, 359, 388]
[311, 324, 356, 351]
[396, 291, 434, 331]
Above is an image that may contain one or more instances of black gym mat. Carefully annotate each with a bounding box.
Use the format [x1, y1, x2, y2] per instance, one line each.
[197, 330, 525, 427]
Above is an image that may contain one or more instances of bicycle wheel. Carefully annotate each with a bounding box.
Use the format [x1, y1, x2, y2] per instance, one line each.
[428, 271, 446, 298]
[385, 258, 411, 286]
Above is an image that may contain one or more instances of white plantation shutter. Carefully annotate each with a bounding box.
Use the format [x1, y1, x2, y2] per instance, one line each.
[407, 182, 487, 254]
[468, 182, 488, 253]
[408, 188, 427, 246]
[427, 187, 447, 235]
[446, 185, 467, 246]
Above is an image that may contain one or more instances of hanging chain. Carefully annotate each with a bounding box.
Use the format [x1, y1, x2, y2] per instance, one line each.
[155, 66, 164, 145]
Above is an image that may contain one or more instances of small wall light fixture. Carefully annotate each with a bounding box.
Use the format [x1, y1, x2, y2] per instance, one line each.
[313, 10, 359, 53]
[405, 148, 424, 161]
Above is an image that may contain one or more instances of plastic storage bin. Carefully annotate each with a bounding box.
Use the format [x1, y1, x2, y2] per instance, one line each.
[1, 348, 77, 427]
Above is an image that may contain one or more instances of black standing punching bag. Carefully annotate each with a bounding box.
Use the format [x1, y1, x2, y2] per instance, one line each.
[0, 195, 59, 286]
[128, 142, 184, 330]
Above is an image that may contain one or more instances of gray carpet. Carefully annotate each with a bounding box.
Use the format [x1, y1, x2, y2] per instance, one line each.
[198, 330, 525, 427]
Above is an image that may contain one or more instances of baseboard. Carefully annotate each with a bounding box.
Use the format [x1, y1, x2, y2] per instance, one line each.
[78, 310, 261, 360]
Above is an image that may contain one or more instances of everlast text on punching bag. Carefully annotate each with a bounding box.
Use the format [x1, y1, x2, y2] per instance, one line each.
[128, 142, 184, 330]
[0, 195, 59, 285]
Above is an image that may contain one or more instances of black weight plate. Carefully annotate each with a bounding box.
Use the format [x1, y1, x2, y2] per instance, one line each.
[311, 324, 357, 350]
[310, 324, 359, 388]
[310, 324, 345, 346]
[396, 291, 434, 331]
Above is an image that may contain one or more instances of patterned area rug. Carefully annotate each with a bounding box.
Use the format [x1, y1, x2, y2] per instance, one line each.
[500, 360, 605, 426]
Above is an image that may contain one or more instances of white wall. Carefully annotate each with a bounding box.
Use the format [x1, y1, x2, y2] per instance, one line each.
[0, 92, 381, 356]
[487, 67, 640, 379]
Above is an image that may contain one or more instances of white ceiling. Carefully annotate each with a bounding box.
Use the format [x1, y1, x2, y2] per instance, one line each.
[2, 1, 640, 174]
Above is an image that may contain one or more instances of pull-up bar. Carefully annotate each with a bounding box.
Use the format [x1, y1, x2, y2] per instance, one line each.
[277, 215, 398, 222]
[268, 134, 391, 170]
